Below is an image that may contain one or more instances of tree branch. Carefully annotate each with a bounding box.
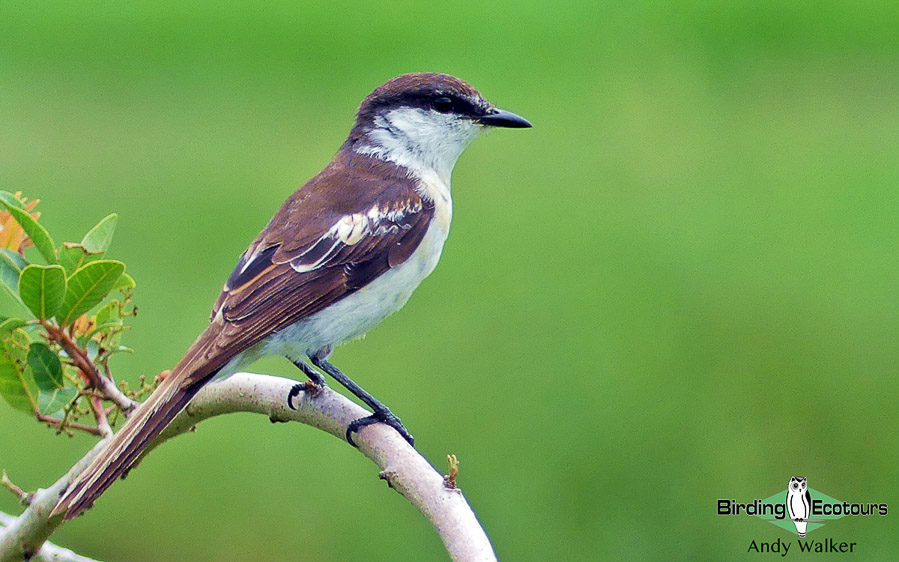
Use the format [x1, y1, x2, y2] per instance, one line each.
[0, 513, 99, 562]
[0, 372, 496, 562]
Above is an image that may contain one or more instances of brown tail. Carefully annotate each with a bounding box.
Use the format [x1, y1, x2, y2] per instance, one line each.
[51, 364, 218, 520]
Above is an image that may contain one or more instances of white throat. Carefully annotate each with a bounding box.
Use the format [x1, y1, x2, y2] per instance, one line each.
[356, 107, 483, 197]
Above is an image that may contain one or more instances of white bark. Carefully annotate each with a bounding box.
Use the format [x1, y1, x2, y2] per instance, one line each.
[0, 372, 496, 562]
[0, 513, 100, 562]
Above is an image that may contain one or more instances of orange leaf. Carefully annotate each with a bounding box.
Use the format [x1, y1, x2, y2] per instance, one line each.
[0, 193, 42, 253]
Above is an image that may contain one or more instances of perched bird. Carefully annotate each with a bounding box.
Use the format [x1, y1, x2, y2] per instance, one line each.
[53, 72, 531, 519]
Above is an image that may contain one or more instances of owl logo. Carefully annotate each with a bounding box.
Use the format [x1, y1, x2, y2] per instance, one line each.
[786, 476, 812, 537]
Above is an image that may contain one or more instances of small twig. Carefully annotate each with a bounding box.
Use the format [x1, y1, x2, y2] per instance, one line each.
[36, 414, 103, 437]
[40, 322, 99, 386]
[89, 396, 113, 438]
[55, 403, 75, 436]
[1, 471, 32, 504]
[41, 321, 136, 414]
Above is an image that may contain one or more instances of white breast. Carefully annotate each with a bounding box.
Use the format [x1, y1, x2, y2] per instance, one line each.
[263, 186, 451, 359]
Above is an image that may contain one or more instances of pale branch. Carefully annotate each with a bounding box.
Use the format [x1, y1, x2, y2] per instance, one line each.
[0, 513, 99, 562]
[0, 372, 497, 562]
[0, 439, 108, 562]
[91, 375, 136, 415]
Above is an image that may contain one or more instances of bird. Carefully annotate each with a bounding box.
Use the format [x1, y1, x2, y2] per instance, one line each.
[51, 72, 531, 520]
[786, 476, 812, 537]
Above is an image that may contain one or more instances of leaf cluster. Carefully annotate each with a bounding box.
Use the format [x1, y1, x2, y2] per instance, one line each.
[0, 192, 141, 434]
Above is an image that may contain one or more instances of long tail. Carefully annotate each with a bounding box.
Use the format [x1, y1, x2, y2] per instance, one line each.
[51, 362, 219, 520]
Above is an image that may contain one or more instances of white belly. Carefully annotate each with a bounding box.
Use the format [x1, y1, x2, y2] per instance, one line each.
[789, 493, 809, 517]
[261, 216, 449, 359]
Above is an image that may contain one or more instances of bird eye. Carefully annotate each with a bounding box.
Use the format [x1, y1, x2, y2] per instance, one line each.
[432, 96, 454, 113]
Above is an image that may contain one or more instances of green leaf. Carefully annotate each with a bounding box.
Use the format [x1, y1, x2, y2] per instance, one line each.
[113, 272, 136, 291]
[0, 249, 28, 306]
[57, 260, 125, 325]
[0, 331, 37, 413]
[94, 300, 120, 325]
[0, 191, 26, 210]
[81, 213, 117, 253]
[0, 205, 57, 264]
[27, 342, 64, 390]
[58, 243, 104, 273]
[38, 386, 78, 416]
[58, 245, 83, 271]
[57, 214, 117, 273]
[0, 317, 27, 335]
[18, 264, 67, 320]
[0, 249, 28, 270]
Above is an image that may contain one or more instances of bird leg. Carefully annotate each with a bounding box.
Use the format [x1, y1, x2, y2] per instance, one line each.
[309, 351, 414, 447]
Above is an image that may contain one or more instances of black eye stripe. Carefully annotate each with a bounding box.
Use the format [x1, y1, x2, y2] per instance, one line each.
[372, 90, 485, 117]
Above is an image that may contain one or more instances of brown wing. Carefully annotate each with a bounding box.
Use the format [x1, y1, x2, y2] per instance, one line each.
[192, 150, 434, 372]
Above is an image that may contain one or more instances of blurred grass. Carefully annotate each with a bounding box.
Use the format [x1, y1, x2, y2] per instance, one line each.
[1, 1, 898, 560]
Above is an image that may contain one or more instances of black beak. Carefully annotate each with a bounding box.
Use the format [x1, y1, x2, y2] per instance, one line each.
[477, 108, 532, 128]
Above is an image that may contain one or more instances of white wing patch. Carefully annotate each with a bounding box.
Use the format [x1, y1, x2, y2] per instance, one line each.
[290, 202, 420, 274]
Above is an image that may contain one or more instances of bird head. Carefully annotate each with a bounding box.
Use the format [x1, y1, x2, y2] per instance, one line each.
[347, 73, 531, 181]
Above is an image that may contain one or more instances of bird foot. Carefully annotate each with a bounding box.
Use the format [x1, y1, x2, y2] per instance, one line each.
[347, 409, 414, 447]
[287, 380, 323, 409]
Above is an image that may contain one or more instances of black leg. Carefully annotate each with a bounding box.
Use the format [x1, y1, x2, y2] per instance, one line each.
[309, 352, 414, 447]
[287, 358, 326, 410]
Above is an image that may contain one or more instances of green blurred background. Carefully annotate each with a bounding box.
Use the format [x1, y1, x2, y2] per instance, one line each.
[1, 1, 898, 560]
